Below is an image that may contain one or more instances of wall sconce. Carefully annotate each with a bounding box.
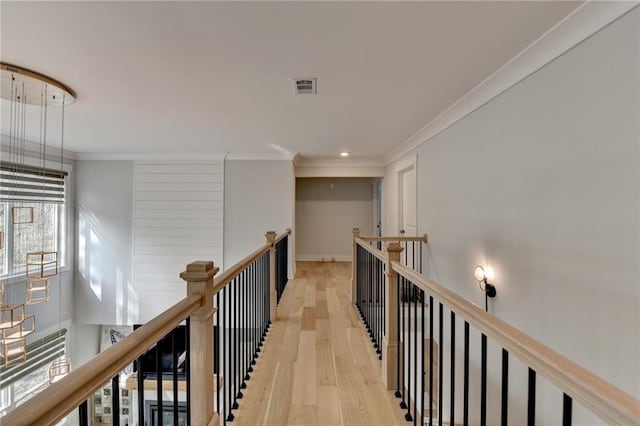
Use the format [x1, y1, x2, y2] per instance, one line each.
[474, 265, 496, 311]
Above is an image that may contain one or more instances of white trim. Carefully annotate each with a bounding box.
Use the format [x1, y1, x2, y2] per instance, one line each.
[395, 154, 417, 236]
[225, 152, 296, 161]
[296, 254, 351, 262]
[0, 153, 73, 173]
[385, 1, 639, 165]
[74, 152, 228, 161]
[0, 134, 77, 163]
[295, 157, 385, 168]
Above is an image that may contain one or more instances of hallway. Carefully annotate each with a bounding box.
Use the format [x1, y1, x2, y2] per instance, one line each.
[234, 261, 406, 425]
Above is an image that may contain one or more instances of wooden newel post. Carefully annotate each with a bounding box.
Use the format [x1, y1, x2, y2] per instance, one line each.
[266, 231, 277, 322]
[180, 261, 219, 425]
[351, 228, 360, 304]
[382, 242, 403, 389]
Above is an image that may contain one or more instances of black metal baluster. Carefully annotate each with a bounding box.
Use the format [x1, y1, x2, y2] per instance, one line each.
[221, 288, 227, 424]
[137, 352, 145, 426]
[265, 253, 270, 334]
[463, 321, 469, 426]
[419, 241, 423, 274]
[172, 331, 178, 426]
[371, 257, 381, 355]
[413, 284, 418, 426]
[429, 295, 434, 426]
[403, 279, 411, 417]
[225, 287, 232, 422]
[231, 280, 237, 410]
[256, 259, 262, 352]
[527, 368, 536, 426]
[380, 262, 389, 352]
[244, 270, 251, 382]
[251, 263, 257, 368]
[366, 252, 370, 336]
[395, 274, 403, 401]
[400, 277, 407, 410]
[366, 252, 371, 336]
[450, 311, 456, 426]
[438, 303, 443, 426]
[257, 259, 261, 351]
[112, 375, 120, 426]
[157, 337, 163, 426]
[481, 333, 487, 426]
[376, 258, 381, 357]
[562, 393, 572, 426]
[235, 279, 242, 405]
[217, 292, 222, 417]
[78, 400, 89, 426]
[186, 317, 191, 426]
[501, 349, 508, 426]
[260, 257, 265, 343]
[259, 258, 263, 342]
[241, 271, 247, 390]
[421, 289, 425, 426]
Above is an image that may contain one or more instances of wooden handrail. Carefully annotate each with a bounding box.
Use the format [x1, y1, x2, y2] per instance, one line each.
[355, 237, 386, 262]
[213, 243, 271, 293]
[359, 233, 428, 243]
[391, 261, 640, 425]
[2, 295, 203, 426]
[214, 229, 290, 293]
[274, 227, 291, 244]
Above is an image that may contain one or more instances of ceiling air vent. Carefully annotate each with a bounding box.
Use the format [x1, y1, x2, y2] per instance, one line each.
[293, 78, 317, 95]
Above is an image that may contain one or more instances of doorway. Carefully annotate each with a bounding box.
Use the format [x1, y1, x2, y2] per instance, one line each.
[396, 156, 417, 266]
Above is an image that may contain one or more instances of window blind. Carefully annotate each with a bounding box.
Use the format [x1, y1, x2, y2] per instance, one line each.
[0, 162, 67, 204]
[0, 329, 67, 388]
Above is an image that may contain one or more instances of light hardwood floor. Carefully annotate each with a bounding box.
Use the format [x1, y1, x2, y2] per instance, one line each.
[233, 261, 407, 425]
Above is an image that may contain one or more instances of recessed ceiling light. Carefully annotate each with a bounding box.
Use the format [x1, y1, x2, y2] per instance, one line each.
[340, 152, 349, 157]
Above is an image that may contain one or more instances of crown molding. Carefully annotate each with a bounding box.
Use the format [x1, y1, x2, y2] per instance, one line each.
[75, 151, 297, 161]
[294, 157, 385, 168]
[225, 152, 296, 161]
[385, 1, 639, 165]
[74, 152, 228, 161]
[294, 157, 386, 178]
[0, 133, 77, 162]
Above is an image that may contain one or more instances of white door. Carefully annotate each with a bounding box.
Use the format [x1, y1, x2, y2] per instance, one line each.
[399, 167, 416, 237]
[398, 165, 417, 267]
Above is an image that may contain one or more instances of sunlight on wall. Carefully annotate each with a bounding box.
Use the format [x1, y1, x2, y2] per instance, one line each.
[116, 268, 123, 324]
[78, 215, 86, 279]
[128, 282, 139, 324]
[89, 228, 102, 301]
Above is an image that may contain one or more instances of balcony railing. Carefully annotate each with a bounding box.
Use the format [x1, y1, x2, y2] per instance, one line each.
[353, 229, 639, 425]
[1, 228, 291, 426]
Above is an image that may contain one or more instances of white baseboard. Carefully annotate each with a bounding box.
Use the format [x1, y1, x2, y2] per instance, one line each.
[296, 254, 352, 262]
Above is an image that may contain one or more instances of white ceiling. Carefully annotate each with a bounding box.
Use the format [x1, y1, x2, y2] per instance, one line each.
[0, 1, 582, 160]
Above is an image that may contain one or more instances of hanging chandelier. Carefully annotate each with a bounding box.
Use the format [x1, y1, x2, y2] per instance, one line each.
[0, 63, 75, 369]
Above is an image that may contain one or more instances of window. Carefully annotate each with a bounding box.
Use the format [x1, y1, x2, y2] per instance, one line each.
[0, 202, 63, 278]
[0, 330, 67, 416]
[0, 161, 67, 279]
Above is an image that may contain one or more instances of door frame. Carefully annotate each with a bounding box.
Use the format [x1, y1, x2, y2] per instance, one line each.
[395, 154, 417, 236]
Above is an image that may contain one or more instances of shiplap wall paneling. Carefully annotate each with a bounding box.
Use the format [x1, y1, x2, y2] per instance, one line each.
[133, 161, 223, 321]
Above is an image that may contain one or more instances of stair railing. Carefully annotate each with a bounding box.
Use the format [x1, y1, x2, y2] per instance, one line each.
[353, 234, 640, 425]
[1, 229, 290, 426]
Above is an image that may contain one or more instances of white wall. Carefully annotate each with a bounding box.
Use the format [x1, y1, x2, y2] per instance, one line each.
[224, 160, 294, 270]
[74, 160, 134, 325]
[296, 177, 374, 261]
[133, 161, 224, 321]
[384, 7, 639, 424]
